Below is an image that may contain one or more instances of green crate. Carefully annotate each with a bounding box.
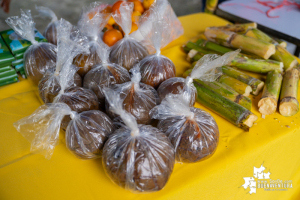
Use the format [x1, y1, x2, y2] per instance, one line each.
[0, 36, 15, 67]
[0, 73, 18, 86]
[0, 66, 12, 73]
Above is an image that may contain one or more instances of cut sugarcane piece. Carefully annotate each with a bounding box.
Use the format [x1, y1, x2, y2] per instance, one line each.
[215, 23, 257, 34]
[216, 74, 252, 96]
[279, 69, 299, 117]
[187, 40, 283, 73]
[245, 28, 278, 45]
[205, 0, 219, 14]
[271, 45, 298, 71]
[191, 53, 205, 63]
[204, 27, 276, 59]
[187, 49, 198, 62]
[194, 80, 257, 131]
[258, 71, 283, 115]
[221, 66, 264, 95]
[184, 42, 220, 55]
[273, 38, 287, 48]
[194, 79, 252, 110]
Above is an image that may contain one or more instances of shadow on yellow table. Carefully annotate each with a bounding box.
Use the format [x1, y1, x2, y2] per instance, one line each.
[0, 13, 300, 200]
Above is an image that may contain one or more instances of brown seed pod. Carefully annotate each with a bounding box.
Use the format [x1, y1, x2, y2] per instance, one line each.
[66, 110, 114, 159]
[102, 124, 175, 192]
[139, 54, 176, 88]
[24, 43, 57, 85]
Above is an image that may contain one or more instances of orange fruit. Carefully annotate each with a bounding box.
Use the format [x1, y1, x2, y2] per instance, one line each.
[107, 16, 115, 25]
[101, 5, 112, 14]
[103, 29, 123, 46]
[143, 0, 155, 10]
[111, 1, 124, 13]
[130, 23, 138, 34]
[128, 0, 144, 13]
[131, 11, 141, 22]
[103, 24, 114, 32]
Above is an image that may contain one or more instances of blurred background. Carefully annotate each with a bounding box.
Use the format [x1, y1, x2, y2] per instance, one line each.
[0, 0, 203, 32]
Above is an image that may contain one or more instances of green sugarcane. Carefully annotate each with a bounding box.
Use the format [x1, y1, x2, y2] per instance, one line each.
[273, 38, 287, 48]
[205, 0, 219, 14]
[216, 74, 252, 96]
[258, 71, 283, 115]
[279, 68, 299, 117]
[245, 28, 278, 45]
[189, 40, 283, 73]
[213, 23, 257, 34]
[221, 66, 264, 95]
[194, 79, 252, 110]
[194, 80, 257, 131]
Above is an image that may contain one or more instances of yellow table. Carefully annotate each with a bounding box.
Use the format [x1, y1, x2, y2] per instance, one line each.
[1, 13, 300, 200]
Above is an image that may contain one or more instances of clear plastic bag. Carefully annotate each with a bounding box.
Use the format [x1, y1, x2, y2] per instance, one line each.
[102, 88, 175, 193]
[73, 2, 110, 77]
[157, 50, 240, 106]
[138, 16, 176, 89]
[6, 9, 57, 85]
[150, 94, 219, 163]
[105, 66, 159, 124]
[83, 42, 130, 110]
[38, 19, 89, 103]
[35, 5, 59, 45]
[131, 0, 183, 50]
[109, 2, 149, 71]
[14, 102, 114, 159]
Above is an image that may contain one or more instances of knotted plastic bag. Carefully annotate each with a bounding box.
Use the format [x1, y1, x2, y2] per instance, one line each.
[6, 9, 57, 85]
[150, 94, 219, 163]
[73, 2, 110, 77]
[39, 19, 89, 103]
[138, 14, 176, 88]
[131, 0, 183, 45]
[109, 2, 149, 71]
[14, 102, 114, 159]
[35, 5, 59, 45]
[105, 66, 159, 125]
[83, 42, 130, 109]
[157, 50, 240, 106]
[102, 88, 175, 192]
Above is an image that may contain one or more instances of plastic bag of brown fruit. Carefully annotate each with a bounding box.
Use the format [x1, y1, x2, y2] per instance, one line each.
[109, 2, 149, 71]
[105, 65, 159, 125]
[150, 93, 220, 163]
[39, 18, 89, 103]
[6, 9, 57, 85]
[102, 87, 175, 192]
[14, 102, 114, 160]
[35, 5, 60, 45]
[137, 12, 176, 89]
[73, 2, 111, 77]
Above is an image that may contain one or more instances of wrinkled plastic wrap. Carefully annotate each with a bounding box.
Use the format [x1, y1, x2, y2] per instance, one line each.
[138, 15, 176, 89]
[73, 2, 110, 77]
[157, 51, 240, 105]
[35, 5, 59, 45]
[83, 42, 130, 109]
[102, 88, 175, 192]
[14, 103, 114, 159]
[110, 2, 149, 71]
[105, 66, 159, 125]
[6, 9, 57, 85]
[131, 0, 183, 50]
[150, 94, 219, 163]
[39, 19, 89, 103]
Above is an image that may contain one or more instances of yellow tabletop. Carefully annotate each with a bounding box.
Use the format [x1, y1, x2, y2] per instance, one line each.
[1, 13, 300, 200]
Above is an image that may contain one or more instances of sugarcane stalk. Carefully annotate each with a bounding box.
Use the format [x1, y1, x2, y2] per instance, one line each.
[194, 80, 257, 131]
[205, 28, 276, 59]
[221, 66, 264, 95]
[190, 52, 205, 63]
[271, 45, 298, 71]
[279, 68, 299, 117]
[197, 39, 233, 54]
[193, 79, 252, 110]
[273, 38, 287, 48]
[244, 29, 298, 71]
[205, 0, 219, 14]
[258, 71, 283, 115]
[216, 74, 252, 96]
[185, 42, 219, 54]
[214, 23, 257, 34]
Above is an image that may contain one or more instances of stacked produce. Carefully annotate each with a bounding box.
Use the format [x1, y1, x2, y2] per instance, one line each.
[182, 22, 299, 121]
